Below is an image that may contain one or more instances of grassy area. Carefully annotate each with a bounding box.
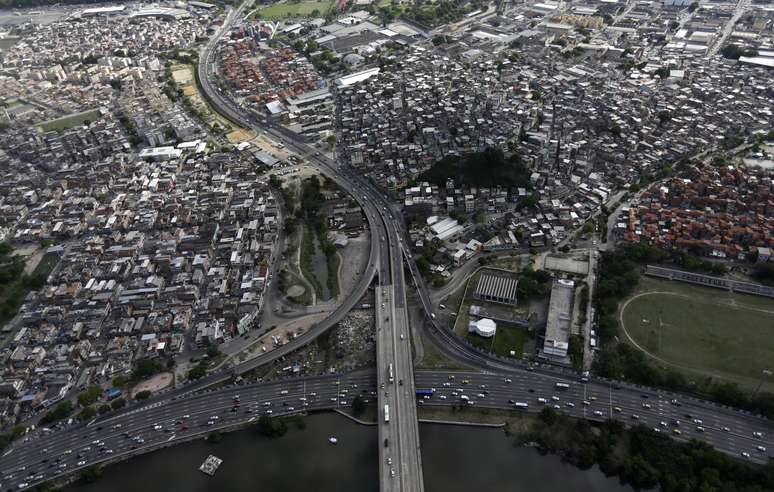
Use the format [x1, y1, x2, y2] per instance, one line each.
[251, 0, 333, 19]
[0, 250, 59, 330]
[466, 324, 530, 359]
[38, 109, 101, 133]
[621, 276, 774, 391]
[299, 226, 323, 299]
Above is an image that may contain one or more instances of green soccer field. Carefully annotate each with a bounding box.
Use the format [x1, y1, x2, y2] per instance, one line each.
[620, 277, 774, 391]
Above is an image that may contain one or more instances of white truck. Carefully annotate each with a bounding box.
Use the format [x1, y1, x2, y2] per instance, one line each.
[384, 404, 390, 423]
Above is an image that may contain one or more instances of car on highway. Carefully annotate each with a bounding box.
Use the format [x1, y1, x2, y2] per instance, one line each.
[741, 451, 751, 459]
[757, 445, 767, 452]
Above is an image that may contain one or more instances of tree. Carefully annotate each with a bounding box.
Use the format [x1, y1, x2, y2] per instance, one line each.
[187, 362, 207, 381]
[131, 358, 164, 381]
[77, 386, 103, 407]
[326, 134, 336, 149]
[78, 406, 97, 421]
[206, 344, 221, 359]
[135, 390, 152, 401]
[97, 404, 112, 415]
[110, 398, 126, 410]
[79, 465, 103, 484]
[112, 375, 129, 388]
[40, 400, 73, 424]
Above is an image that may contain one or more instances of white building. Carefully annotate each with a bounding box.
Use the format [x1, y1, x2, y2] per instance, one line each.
[468, 318, 497, 338]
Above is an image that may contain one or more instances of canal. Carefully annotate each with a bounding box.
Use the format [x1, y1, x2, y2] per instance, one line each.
[65, 413, 636, 492]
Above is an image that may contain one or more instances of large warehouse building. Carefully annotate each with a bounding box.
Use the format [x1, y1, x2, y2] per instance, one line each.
[474, 273, 518, 306]
[542, 279, 574, 359]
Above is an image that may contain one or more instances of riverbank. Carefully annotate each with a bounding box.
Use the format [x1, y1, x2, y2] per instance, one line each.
[64, 412, 635, 492]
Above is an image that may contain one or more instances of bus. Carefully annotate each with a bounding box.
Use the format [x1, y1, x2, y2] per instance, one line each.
[388, 363, 394, 383]
[416, 389, 434, 397]
[514, 402, 529, 409]
[555, 382, 570, 390]
[384, 404, 390, 423]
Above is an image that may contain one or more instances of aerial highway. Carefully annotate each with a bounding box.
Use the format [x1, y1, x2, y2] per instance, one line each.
[198, 9, 425, 490]
[188, 7, 774, 490]
[2, 370, 774, 490]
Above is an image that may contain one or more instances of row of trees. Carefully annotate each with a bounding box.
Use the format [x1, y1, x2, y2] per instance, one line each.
[527, 407, 774, 492]
[591, 244, 774, 419]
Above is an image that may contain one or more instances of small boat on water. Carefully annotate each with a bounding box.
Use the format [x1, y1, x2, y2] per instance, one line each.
[328, 437, 338, 444]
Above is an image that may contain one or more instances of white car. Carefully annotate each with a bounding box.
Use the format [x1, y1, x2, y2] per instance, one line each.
[742, 452, 751, 459]
[593, 410, 604, 416]
[757, 445, 767, 453]
[77, 460, 86, 466]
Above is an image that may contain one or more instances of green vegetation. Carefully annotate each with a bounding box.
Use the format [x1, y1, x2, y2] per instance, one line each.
[77, 406, 97, 421]
[622, 277, 774, 390]
[40, 400, 73, 425]
[78, 465, 103, 484]
[753, 261, 774, 286]
[592, 245, 774, 419]
[419, 148, 530, 189]
[517, 266, 551, 299]
[568, 335, 583, 371]
[296, 175, 339, 300]
[251, 0, 333, 20]
[38, 109, 101, 133]
[206, 431, 224, 443]
[111, 398, 126, 410]
[77, 386, 103, 407]
[187, 362, 208, 381]
[468, 325, 530, 359]
[134, 390, 152, 401]
[255, 415, 289, 438]
[0, 245, 59, 329]
[131, 358, 164, 381]
[375, 0, 486, 28]
[0, 425, 27, 453]
[526, 407, 774, 492]
[300, 227, 323, 298]
[720, 44, 758, 60]
[111, 375, 129, 388]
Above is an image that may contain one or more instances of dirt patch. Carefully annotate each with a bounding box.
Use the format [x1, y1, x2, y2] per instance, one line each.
[287, 284, 305, 297]
[131, 372, 173, 396]
[171, 67, 193, 84]
[227, 129, 254, 143]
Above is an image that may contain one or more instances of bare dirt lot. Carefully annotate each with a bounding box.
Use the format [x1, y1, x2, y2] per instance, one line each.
[132, 372, 173, 396]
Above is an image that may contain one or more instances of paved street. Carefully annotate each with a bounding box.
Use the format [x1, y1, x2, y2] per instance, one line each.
[3, 368, 774, 490]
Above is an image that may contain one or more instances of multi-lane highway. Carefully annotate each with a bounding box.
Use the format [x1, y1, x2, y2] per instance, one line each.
[3, 369, 774, 490]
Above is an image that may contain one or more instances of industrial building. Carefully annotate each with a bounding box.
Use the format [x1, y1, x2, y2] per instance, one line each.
[542, 279, 574, 359]
[473, 273, 518, 306]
